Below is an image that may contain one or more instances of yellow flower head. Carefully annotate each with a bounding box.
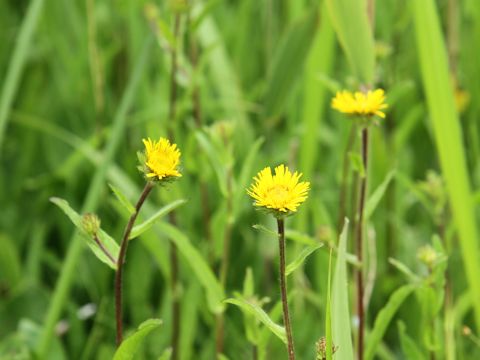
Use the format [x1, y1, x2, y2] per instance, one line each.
[247, 165, 310, 217]
[142, 137, 182, 181]
[332, 89, 388, 119]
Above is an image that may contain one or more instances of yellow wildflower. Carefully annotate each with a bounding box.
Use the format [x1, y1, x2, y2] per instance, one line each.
[142, 137, 182, 181]
[247, 165, 309, 217]
[332, 89, 388, 118]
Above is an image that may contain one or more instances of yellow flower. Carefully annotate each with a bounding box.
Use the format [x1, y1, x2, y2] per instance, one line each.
[142, 137, 182, 181]
[332, 89, 388, 118]
[247, 165, 310, 216]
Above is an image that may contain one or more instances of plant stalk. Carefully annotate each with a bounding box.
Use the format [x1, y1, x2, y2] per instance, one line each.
[277, 218, 296, 360]
[115, 182, 154, 346]
[355, 127, 369, 360]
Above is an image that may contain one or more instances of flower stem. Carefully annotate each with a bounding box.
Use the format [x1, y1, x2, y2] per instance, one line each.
[115, 182, 153, 346]
[355, 127, 369, 360]
[93, 233, 115, 265]
[277, 218, 295, 360]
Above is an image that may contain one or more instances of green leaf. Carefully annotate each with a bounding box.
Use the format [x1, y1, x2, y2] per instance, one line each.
[252, 224, 278, 238]
[325, 248, 333, 360]
[325, 0, 374, 83]
[113, 319, 162, 360]
[109, 183, 136, 215]
[50, 197, 119, 270]
[224, 297, 287, 345]
[264, 9, 318, 119]
[332, 219, 354, 360]
[157, 347, 172, 360]
[388, 258, 421, 283]
[364, 284, 416, 360]
[413, 0, 480, 329]
[155, 222, 225, 313]
[129, 199, 187, 240]
[0, 0, 45, 152]
[286, 244, 323, 277]
[397, 321, 426, 360]
[365, 170, 396, 220]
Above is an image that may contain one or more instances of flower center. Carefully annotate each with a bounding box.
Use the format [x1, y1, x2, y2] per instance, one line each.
[267, 185, 289, 203]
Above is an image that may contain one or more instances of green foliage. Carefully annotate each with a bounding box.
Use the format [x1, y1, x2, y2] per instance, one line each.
[113, 319, 162, 360]
[332, 219, 354, 359]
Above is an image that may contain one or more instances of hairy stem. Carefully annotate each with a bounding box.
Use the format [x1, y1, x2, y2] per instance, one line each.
[115, 182, 154, 346]
[355, 127, 369, 360]
[93, 233, 115, 265]
[277, 218, 295, 360]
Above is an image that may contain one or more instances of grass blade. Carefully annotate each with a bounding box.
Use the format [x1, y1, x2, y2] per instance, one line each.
[332, 219, 354, 359]
[0, 0, 44, 152]
[325, 0, 374, 83]
[412, 0, 480, 330]
[364, 284, 416, 360]
[155, 221, 225, 314]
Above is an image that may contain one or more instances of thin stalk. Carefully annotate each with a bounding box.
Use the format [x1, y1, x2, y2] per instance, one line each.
[337, 124, 357, 234]
[167, 13, 182, 360]
[93, 234, 115, 265]
[355, 127, 369, 360]
[215, 166, 234, 355]
[115, 182, 154, 346]
[277, 218, 296, 360]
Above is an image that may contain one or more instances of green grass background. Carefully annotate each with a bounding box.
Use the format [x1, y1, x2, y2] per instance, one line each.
[1, 0, 480, 358]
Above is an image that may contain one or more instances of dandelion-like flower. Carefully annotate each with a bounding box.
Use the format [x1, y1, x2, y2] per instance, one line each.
[247, 164, 309, 217]
[142, 137, 182, 181]
[332, 89, 388, 119]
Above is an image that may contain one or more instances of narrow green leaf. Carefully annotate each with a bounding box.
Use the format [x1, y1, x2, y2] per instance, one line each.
[113, 319, 162, 360]
[157, 348, 172, 360]
[156, 222, 225, 313]
[332, 219, 354, 360]
[50, 197, 119, 270]
[364, 284, 416, 360]
[224, 297, 287, 345]
[286, 244, 323, 277]
[264, 9, 318, 119]
[397, 321, 426, 360]
[326, 0, 374, 83]
[242, 268, 260, 345]
[365, 170, 396, 220]
[388, 258, 421, 283]
[325, 248, 333, 360]
[109, 183, 136, 215]
[129, 199, 187, 240]
[413, 0, 480, 329]
[0, 0, 44, 152]
[252, 224, 278, 238]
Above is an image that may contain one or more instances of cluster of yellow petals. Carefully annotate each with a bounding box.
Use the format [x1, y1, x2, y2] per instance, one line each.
[143, 137, 182, 181]
[247, 165, 310, 215]
[332, 89, 388, 118]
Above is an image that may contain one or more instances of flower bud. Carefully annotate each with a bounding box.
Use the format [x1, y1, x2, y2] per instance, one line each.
[82, 213, 101, 236]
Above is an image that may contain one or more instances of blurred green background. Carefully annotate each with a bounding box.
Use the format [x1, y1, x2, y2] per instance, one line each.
[1, 0, 480, 359]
